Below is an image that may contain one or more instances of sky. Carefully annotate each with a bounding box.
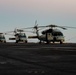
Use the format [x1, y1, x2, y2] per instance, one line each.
[0, 0, 76, 43]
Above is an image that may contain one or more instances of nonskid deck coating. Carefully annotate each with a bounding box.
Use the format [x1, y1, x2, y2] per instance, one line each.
[0, 43, 76, 75]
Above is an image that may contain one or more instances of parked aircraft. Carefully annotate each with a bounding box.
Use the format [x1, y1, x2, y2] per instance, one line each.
[0, 33, 6, 43]
[21, 21, 76, 44]
[5, 28, 28, 43]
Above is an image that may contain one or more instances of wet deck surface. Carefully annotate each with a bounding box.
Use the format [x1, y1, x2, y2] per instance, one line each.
[0, 43, 76, 75]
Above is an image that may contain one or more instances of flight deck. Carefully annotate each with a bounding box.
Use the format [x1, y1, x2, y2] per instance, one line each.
[0, 43, 76, 75]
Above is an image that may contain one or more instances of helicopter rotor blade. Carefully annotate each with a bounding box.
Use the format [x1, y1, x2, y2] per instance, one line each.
[20, 27, 34, 29]
[45, 24, 67, 30]
[52, 25, 76, 30]
[31, 24, 67, 30]
[56, 26, 67, 30]
[62, 26, 76, 29]
[5, 31, 15, 35]
[16, 29, 24, 32]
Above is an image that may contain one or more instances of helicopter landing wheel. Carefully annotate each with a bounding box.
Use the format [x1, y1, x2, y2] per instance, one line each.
[46, 40, 50, 44]
[39, 41, 41, 44]
[16, 40, 19, 43]
[4, 41, 6, 43]
[53, 41, 55, 43]
[25, 40, 27, 43]
[60, 40, 63, 44]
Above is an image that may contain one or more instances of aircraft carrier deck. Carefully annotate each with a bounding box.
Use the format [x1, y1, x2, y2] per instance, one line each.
[0, 43, 76, 75]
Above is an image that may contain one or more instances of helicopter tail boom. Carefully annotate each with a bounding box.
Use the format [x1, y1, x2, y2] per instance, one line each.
[28, 36, 38, 38]
[9, 38, 16, 40]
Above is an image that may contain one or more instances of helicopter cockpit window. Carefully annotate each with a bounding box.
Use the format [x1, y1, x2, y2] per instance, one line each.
[52, 32, 63, 36]
[19, 33, 26, 37]
[0, 36, 5, 39]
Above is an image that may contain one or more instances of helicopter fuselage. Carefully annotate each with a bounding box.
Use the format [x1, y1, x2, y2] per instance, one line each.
[15, 33, 27, 43]
[38, 29, 65, 44]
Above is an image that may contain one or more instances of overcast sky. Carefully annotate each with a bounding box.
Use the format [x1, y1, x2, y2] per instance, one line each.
[0, 0, 76, 42]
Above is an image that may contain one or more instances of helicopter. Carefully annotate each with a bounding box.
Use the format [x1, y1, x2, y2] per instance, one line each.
[28, 25, 65, 44]
[22, 21, 76, 44]
[0, 33, 6, 43]
[5, 28, 28, 43]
